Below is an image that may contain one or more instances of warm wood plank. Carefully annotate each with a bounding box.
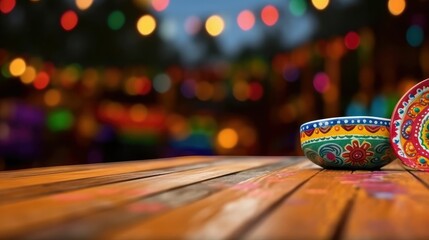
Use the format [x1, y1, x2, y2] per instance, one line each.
[104, 161, 321, 240]
[409, 170, 429, 188]
[341, 169, 429, 239]
[0, 159, 277, 238]
[0, 156, 218, 190]
[0, 156, 214, 178]
[0, 160, 228, 204]
[21, 160, 299, 240]
[244, 170, 355, 239]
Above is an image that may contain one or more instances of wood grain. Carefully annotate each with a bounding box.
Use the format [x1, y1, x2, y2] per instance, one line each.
[0, 159, 277, 238]
[21, 160, 299, 240]
[341, 168, 429, 239]
[244, 170, 355, 239]
[0, 160, 230, 204]
[0, 156, 217, 190]
[104, 161, 321, 240]
[0, 156, 214, 178]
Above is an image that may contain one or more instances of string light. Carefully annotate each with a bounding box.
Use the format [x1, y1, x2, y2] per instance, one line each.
[0, 0, 15, 14]
[137, 15, 156, 36]
[44, 89, 62, 107]
[151, 0, 169, 12]
[261, 5, 279, 26]
[205, 15, 224, 37]
[344, 31, 360, 50]
[75, 0, 93, 11]
[388, 0, 406, 16]
[312, 0, 329, 10]
[108, 11, 125, 30]
[20, 66, 36, 84]
[9, 58, 26, 77]
[33, 71, 50, 90]
[61, 10, 78, 31]
[289, 0, 307, 17]
[217, 128, 238, 149]
[237, 10, 255, 31]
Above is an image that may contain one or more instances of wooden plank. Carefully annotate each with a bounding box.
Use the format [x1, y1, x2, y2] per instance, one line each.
[340, 169, 429, 239]
[244, 170, 355, 239]
[409, 170, 429, 188]
[0, 160, 231, 204]
[0, 156, 215, 178]
[103, 161, 321, 240]
[0, 159, 277, 238]
[0, 156, 218, 190]
[21, 160, 299, 240]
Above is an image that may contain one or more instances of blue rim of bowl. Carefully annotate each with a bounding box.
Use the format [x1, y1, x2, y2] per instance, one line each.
[300, 116, 391, 132]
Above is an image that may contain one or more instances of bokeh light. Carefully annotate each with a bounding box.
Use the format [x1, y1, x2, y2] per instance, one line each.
[129, 104, 148, 122]
[75, 0, 93, 11]
[20, 66, 36, 84]
[261, 5, 279, 27]
[61, 10, 78, 31]
[181, 79, 196, 99]
[33, 71, 50, 90]
[137, 15, 156, 36]
[249, 82, 263, 101]
[205, 15, 225, 37]
[153, 73, 171, 93]
[44, 89, 62, 107]
[311, 0, 329, 10]
[9, 57, 26, 77]
[151, 0, 169, 12]
[313, 72, 330, 93]
[47, 109, 74, 132]
[233, 81, 249, 101]
[217, 128, 238, 149]
[388, 0, 406, 16]
[195, 81, 214, 101]
[344, 31, 360, 50]
[108, 11, 125, 30]
[237, 10, 255, 31]
[289, 0, 307, 17]
[184, 16, 202, 35]
[406, 25, 424, 47]
[0, 0, 15, 14]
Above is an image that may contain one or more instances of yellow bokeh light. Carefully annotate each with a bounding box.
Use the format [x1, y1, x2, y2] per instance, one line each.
[44, 89, 62, 107]
[205, 15, 224, 37]
[129, 104, 148, 122]
[75, 0, 93, 10]
[233, 81, 249, 101]
[312, 0, 330, 10]
[388, 0, 406, 16]
[20, 66, 36, 84]
[9, 58, 26, 77]
[217, 128, 239, 149]
[137, 15, 156, 36]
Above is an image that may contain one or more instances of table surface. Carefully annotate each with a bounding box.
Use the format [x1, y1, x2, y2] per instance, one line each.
[1, 156, 429, 239]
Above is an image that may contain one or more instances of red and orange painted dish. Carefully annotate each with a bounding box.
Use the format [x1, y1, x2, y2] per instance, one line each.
[390, 78, 429, 170]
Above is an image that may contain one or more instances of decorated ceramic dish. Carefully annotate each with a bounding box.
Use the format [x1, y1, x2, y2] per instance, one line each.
[300, 116, 395, 169]
[390, 78, 429, 170]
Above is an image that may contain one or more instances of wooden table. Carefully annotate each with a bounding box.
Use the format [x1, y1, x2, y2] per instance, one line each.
[1, 156, 429, 239]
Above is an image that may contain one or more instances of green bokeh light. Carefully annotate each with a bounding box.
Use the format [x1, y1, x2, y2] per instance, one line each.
[47, 109, 74, 132]
[406, 25, 424, 47]
[1, 63, 11, 78]
[108, 11, 125, 30]
[289, 0, 307, 17]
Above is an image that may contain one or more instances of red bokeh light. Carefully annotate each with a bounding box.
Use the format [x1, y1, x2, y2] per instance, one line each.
[237, 10, 255, 31]
[249, 82, 264, 101]
[261, 5, 279, 27]
[151, 0, 169, 12]
[34, 72, 50, 90]
[0, 0, 15, 14]
[344, 31, 360, 50]
[61, 10, 78, 31]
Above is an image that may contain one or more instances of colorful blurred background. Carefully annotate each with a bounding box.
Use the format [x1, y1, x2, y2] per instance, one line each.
[0, 0, 427, 169]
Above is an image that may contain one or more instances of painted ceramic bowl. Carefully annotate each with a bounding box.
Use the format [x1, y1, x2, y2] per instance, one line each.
[300, 116, 396, 169]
